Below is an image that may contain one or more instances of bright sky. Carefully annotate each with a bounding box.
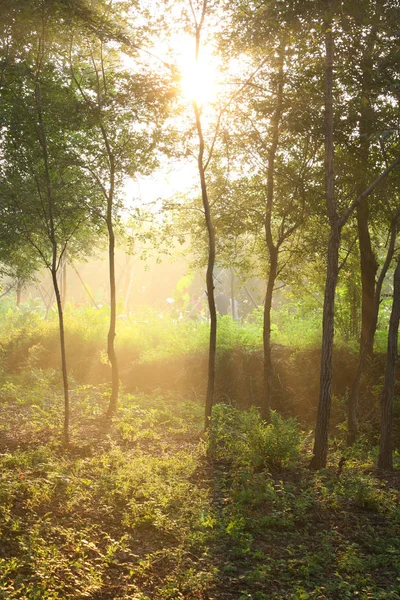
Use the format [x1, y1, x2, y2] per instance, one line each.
[124, 159, 199, 211]
[121, 24, 223, 210]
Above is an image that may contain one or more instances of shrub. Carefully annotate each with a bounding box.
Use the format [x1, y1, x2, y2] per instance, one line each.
[208, 404, 300, 470]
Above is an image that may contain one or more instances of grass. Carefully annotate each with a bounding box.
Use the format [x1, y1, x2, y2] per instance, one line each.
[0, 374, 400, 599]
[0, 300, 398, 598]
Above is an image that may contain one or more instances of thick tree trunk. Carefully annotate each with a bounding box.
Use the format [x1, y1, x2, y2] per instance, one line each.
[52, 267, 70, 447]
[378, 255, 400, 471]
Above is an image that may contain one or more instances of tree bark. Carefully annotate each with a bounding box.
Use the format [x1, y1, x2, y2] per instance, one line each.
[35, 65, 70, 446]
[52, 266, 70, 447]
[356, 26, 378, 357]
[310, 5, 337, 470]
[105, 169, 119, 417]
[310, 6, 399, 467]
[357, 200, 378, 354]
[191, 3, 217, 430]
[347, 209, 400, 445]
[194, 101, 217, 430]
[378, 255, 400, 472]
[262, 247, 278, 418]
[310, 225, 340, 469]
[262, 38, 285, 419]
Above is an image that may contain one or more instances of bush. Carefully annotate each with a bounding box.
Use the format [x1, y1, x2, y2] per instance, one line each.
[208, 404, 300, 470]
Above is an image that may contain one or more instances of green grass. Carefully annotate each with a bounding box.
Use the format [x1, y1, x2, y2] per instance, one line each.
[0, 373, 399, 599]
[0, 295, 392, 386]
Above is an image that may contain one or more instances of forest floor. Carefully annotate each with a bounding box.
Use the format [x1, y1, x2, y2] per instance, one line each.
[0, 382, 400, 600]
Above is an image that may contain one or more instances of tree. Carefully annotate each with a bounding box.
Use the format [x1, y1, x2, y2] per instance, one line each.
[378, 253, 400, 472]
[310, 0, 400, 469]
[0, 3, 103, 446]
[187, 0, 217, 429]
[69, 11, 172, 416]
[347, 204, 400, 445]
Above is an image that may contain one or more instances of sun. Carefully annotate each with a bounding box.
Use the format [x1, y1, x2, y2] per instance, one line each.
[175, 34, 219, 106]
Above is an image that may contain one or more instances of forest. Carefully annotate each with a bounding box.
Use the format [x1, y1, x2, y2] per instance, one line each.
[0, 0, 399, 598]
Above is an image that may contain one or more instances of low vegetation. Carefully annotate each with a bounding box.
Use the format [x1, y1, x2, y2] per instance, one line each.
[0, 309, 399, 599]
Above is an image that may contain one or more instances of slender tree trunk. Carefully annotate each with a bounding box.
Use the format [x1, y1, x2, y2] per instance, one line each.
[347, 209, 400, 445]
[311, 226, 340, 469]
[194, 101, 217, 429]
[378, 255, 400, 471]
[52, 267, 70, 447]
[191, 5, 217, 430]
[262, 38, 285, 419]
[310, 6, 399, 466]
[357, 28, 378, 357]
[106, 183, 119, 417]
[262, 247, 278, 418]
[346, 31, 378, 444]
[357, 201, 378, 354]
[310, 6, 338, 470]
[35, 59, 70, 446]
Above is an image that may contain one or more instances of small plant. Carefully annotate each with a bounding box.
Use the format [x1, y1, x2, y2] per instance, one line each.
[208, 404, 300, 470]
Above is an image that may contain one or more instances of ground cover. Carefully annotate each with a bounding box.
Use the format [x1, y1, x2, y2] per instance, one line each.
[1, 304, 396, 436]
[0, 380, 399, 600]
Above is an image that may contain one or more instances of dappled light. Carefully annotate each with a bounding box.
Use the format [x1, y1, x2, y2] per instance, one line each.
[1, 0, 400, 598]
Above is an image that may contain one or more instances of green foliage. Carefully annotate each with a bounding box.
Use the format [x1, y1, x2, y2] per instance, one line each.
[208, 404, 301, 470]
[0, 377, 400, 599]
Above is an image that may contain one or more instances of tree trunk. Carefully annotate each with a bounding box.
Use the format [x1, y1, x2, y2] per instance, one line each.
[35, 64, 70, 446]
[347, 30, 379, 444]
[310, 5, 338, 470]
[262, 246, 278, 418]
[357, 201, 378, 355]
[194, 101, 217, 430]
[356, 26, 378, 357]
[310, 225, 340, 469]
[192, 6, 217, 431]
[378, 255, 400, 471]
[106, 191, 119, 417]
[310, 7, 400, 467]
[52, 266, 70, 447]
[347, 209, 400, 445]
[262, 37, 285, 419]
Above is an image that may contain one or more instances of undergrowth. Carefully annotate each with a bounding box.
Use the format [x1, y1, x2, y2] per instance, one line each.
[0, 373, 400, 599]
